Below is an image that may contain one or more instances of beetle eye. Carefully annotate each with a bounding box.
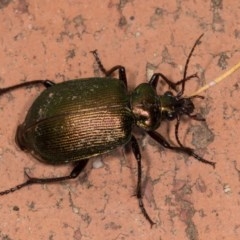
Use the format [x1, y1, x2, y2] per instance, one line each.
[167, 112, 176, 120]
[164, 91, 173, 97]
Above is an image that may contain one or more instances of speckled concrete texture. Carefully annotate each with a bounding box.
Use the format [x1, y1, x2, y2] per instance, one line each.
[0, 0, 240, 240]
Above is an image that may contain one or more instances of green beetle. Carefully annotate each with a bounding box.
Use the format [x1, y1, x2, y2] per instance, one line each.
[0, 34, 215, 226]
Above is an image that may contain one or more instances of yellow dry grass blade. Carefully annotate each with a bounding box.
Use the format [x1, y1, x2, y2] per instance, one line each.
[189, 61, 240, 97]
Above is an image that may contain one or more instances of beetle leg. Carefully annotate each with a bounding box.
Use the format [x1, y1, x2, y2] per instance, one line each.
[149, 73, 198, 92]
[91, 50, 128, 88]
[91, 50, 108, 74]
[0, 159, 89, 196]
[0, 80, 55, 95]
[130, 135, 155, 227]
[104, 65, 127, 88]
[174, 73, 199, 86]
[149, 73, 178, 91]
[147, 131, 216, 168]
[175, 116, 184, 148]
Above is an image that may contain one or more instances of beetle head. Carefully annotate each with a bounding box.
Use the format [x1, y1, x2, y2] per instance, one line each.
[159, 91, 204, 121]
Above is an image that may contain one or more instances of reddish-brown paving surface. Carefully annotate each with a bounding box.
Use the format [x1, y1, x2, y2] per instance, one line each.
[0, 1, 240, 240]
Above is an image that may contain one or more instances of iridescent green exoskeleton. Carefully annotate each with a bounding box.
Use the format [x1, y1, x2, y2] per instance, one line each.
[0, 34, 215, 227]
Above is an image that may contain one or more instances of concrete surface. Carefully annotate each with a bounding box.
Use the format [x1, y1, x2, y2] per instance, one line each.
[0, 0, 240, 239]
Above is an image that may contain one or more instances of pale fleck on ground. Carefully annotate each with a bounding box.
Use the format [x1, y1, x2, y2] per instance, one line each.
[0, 1, 240, 240]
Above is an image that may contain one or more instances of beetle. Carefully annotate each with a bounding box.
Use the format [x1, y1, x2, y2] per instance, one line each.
[0, 34, 215, 226]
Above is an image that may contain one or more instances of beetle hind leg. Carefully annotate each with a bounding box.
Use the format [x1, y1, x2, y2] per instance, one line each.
[0, 159, 89, 196]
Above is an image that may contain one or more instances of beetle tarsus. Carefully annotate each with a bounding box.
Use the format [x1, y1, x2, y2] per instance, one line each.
[174, 72, 199, 87]
[149, 71, 199, 93]
[90, 49, 108, 75]
[0, 159, 89, 196]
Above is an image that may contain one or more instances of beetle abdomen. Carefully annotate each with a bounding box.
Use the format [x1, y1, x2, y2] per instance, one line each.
[17, 78, 133, 164]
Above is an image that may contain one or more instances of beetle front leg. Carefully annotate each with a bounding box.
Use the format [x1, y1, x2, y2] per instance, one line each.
[91, 50, 127, 88]
[149, 72, 178, 91]
[149, 73, 198, 92]
[0, 159, 89, 196]
[130, 135, 155, 227]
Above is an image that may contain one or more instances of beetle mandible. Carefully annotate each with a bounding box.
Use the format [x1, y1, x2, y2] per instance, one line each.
[0, 34, 215, 226]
